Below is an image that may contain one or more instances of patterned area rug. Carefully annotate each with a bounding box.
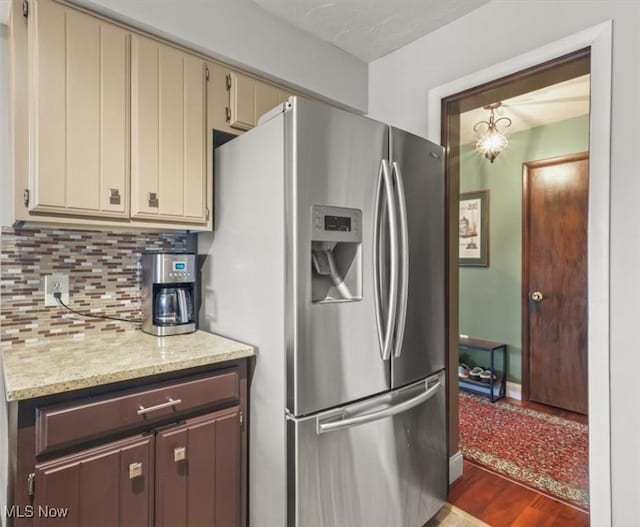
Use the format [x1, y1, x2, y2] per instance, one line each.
[459, 392, 589, 510]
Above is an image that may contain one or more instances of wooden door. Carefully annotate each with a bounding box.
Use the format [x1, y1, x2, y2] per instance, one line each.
[28, 0, 129, 218]
[33, 434, 153, 527]
[155, 407, 242, 527]
[131, 35, 207, 223]
[523, 153, 589, 414]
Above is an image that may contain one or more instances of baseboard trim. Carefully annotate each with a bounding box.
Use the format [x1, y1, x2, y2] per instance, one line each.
[506, 382, 522, 400]
[449, 450, 464, 484]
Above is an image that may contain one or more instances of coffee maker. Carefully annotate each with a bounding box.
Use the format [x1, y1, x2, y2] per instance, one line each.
[141, 253, 197, 336]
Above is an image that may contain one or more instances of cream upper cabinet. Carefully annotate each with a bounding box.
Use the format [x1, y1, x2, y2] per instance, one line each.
[28, 0, 129, 218]
[227, 71, 286, 131]
[207, 62, 240, 136]
[130, 34, 208, 223]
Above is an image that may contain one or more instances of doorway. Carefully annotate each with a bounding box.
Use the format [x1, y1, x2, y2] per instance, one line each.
[441, 49, 592, 514]
[429, 21, 612, 525]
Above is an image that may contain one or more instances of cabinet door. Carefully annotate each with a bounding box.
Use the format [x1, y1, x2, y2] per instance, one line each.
[207, 62, 241, 136]
[278, 89, 294, 104]
[255, 82, 280, 125]
[28, 0, 129, 218]
[228, 72, 282, 131]
[131, 35, 207, 223]
[227, 71, 256, 131]
[33, 434, 153, 527]
[155, 407, 241, 527]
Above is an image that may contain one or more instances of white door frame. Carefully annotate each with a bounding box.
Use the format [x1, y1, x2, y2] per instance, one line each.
[427, 21, 612, 527]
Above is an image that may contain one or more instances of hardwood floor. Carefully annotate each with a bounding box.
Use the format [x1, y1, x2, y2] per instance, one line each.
[449, 397, 589, 527]
[449, 461, 589, 527]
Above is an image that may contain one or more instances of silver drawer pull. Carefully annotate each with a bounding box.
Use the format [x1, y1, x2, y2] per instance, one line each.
[129, 462, 143, 479]
[137, 397, 182, 416]
[147, 192, 158, 207]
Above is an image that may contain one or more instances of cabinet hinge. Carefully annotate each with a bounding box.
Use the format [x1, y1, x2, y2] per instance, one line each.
[239, 412, 244, 427]
[225, 107, 231, 122]
[205, 67, 210, 81]
[226, 74, 232, 91]
[22, 0, 28, 17]
[27, 473, 35, 497]
[205, 207, 210, 220]
[23, 189, 30, 208]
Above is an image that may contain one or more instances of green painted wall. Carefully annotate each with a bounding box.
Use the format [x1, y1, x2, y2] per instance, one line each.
[459, 114, 590, 384]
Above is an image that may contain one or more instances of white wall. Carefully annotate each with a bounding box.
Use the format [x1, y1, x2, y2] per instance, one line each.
[369, 2, 639, 525]
[72, 0, 368, 113]
[0, 26, 10, 227]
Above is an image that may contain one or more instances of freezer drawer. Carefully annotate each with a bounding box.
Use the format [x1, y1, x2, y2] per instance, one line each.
[287, 372, 446, 527]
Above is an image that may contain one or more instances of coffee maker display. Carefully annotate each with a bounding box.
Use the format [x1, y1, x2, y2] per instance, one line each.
[142, 253, 197, 336]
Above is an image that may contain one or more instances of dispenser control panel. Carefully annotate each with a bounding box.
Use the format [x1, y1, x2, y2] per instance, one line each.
[311, 205, 362, 243]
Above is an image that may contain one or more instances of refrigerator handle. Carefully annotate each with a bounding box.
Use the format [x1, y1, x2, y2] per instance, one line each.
[316, 377, 442, 434]
[391, 161, 409, 358]
[373, 159, 399, 361]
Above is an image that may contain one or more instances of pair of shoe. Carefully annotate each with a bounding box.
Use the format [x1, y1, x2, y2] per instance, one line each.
[469, 367, 496, 383]
[458, 363, 470, 379]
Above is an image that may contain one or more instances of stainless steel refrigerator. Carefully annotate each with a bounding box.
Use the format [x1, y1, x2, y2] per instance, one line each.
[198, 97, 446, 527]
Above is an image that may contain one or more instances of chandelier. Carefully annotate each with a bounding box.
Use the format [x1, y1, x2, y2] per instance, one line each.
[474, 102, 512, 163]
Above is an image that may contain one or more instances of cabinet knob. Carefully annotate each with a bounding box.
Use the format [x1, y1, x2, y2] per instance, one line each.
[129, 462, 143, 479]
[147, 192, 158, 207]
[174, 447, 186, 462]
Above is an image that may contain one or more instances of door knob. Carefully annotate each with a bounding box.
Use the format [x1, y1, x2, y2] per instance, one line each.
[530, 291, 544, 302]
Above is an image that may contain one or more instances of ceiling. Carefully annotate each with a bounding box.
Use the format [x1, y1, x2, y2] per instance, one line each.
[251, 0, 490, 62]
[459, 74, 591, 145]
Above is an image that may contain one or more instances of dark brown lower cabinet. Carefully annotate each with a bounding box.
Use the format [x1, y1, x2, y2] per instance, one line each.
[8, 362, 248, 527]
[33, 435, 154, 527]
[155, 408, 241, 527]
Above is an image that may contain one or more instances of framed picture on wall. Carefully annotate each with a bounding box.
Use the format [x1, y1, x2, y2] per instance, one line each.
[459, 190, 490, 267]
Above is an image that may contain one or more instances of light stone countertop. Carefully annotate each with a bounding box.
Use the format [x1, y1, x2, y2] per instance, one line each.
[1, 330, 254, 402]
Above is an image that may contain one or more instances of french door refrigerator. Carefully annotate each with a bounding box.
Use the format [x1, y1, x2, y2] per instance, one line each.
[198, 97, 446, 527]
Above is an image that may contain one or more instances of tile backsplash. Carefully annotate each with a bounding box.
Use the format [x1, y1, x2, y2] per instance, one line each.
[0, 226, 188, 346]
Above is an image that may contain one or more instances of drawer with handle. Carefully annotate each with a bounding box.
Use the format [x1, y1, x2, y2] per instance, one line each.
[35, 369, 239, 455]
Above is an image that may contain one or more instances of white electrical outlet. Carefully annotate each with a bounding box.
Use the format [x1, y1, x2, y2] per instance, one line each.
[44, 274, 70, 307]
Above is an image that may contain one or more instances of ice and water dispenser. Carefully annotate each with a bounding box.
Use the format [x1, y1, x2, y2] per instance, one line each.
[311, 205, 362, 303]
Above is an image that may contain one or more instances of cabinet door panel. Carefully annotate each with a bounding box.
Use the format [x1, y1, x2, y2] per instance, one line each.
[66, 10, 100, 211]
[155, 407, 240, 527]
[33, 435, 153, 527]
[131, 36, 206, 223]
[158, 46, 185, 217]
[131, 35, 160, 217]
[184, 58, 207, 220]
[29, 2, 129, 217]
[278, 89, 293, 104]
[30, 0, 66, 209]
[229, 72, 255, 131]
[214, 410, 241, 527]
[100, 24, 130, 214]
[255, 82, 280, 125]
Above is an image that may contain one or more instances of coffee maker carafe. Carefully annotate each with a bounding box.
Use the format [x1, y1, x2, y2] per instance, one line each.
[142, 253, 197, 336]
